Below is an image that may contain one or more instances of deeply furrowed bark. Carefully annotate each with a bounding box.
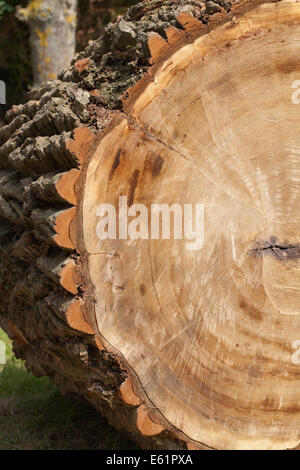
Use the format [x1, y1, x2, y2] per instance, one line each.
[1, 0, 300, 451]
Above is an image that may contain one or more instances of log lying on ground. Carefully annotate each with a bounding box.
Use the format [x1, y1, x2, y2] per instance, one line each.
[1, 0, 300, 450]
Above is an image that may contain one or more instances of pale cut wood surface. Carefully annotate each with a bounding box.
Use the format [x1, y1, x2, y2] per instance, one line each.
[1, 0, 300, 451]
[81, 1, 300, 449]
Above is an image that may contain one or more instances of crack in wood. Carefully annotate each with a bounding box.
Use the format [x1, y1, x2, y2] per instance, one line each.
[249, 237, 300, 261]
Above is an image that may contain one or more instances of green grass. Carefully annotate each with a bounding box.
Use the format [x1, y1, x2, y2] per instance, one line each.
[0, 329, 137, 450]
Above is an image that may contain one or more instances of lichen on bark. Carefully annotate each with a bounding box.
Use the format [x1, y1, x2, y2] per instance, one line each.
[16, 0, 78, 87]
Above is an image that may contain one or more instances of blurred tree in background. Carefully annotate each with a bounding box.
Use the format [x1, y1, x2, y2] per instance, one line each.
[0, 0, 140, 121]
[16, 0, 78, 88]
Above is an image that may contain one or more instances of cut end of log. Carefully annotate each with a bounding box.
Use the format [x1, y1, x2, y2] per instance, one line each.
[176, 12, 202, 31]
[65, 299, 94, 335]
[148, 33, 169, 64]
[136, 405, 164, 437]
[54, 207, 76, 250]
[55, 169, 80, 206]
[59, 259, 78, 295]
[79, 0, 300, 450]
[66, 127, 95, 165]
[94, 335, 105, 351]
[3, 0, 300, 452]
[119, 377, 142, 407]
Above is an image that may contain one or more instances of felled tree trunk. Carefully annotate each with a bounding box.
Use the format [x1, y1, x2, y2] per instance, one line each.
[1, 0, 300, 450]
[16, 0, 77, 87]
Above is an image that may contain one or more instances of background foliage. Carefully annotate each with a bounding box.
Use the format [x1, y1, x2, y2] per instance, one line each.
[0, 1, 14, 21]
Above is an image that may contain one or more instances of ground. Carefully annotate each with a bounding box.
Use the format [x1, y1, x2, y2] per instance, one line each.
[0, 329, 137, 450]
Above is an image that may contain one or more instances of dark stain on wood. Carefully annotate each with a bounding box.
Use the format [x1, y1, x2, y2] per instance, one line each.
[109, 148, 122, 181]
[128, 169, 140, 206]
[276, 59, 300, 74]
[139, 283, 146, 296]
[262, 397, 277, 411]
[151, 155, 164, 178]
[240, 299, 262, 321]
[248, 366, 261, 378]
